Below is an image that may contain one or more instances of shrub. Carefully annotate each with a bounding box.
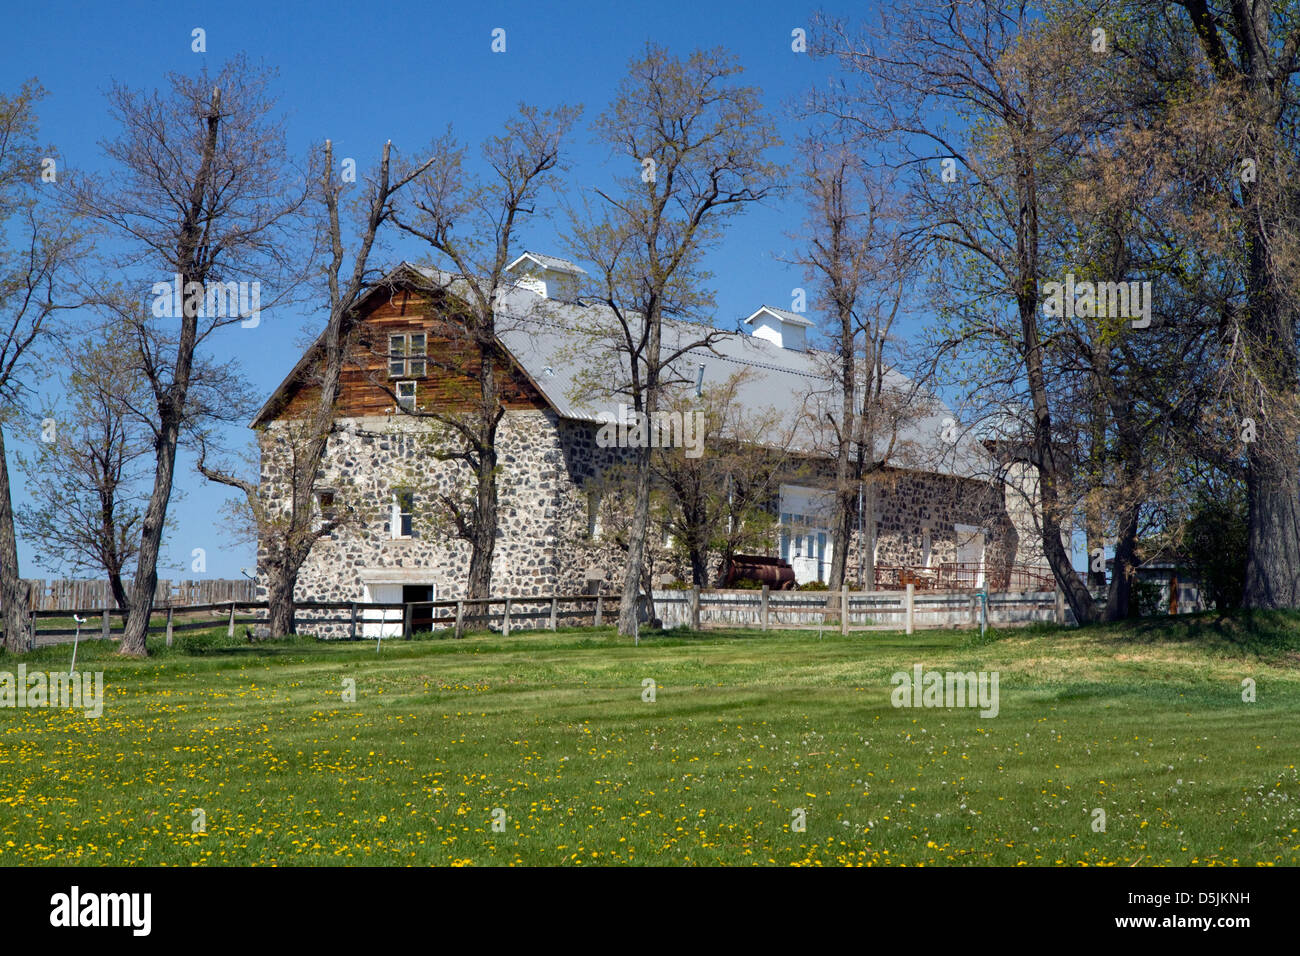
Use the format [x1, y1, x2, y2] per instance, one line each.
[1131, 576, 1164, 617]
[798, 580, 829, 591]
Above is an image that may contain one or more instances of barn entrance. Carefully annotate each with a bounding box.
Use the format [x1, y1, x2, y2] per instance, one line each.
[403, 584, 435, 633]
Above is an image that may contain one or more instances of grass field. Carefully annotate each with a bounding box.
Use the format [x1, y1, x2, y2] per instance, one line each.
[1, 614, 1298, 866]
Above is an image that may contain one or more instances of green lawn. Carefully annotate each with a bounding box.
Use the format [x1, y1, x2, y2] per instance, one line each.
[1, 614, 1297, 866]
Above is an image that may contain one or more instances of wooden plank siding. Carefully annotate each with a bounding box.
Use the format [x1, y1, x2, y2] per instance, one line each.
[272, 289, 550, 421]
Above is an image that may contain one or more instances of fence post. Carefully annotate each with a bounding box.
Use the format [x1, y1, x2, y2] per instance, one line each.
[760, 585, 770, 631]
[905, 583, 915, 635]
[970, 593, 978, 627]
[1055, 586, 1065, 625]
[549, 595, 558, 631]
[690, 586, 701, 631]
[165, 606, 174, 647]
[28, 608, 36, 651]
[349, 602, 357, 641]
[840, 585, 850, 636]
[101, 609, 110, 641]
[227, 601, 236, 638]
[403, 603, 413, 639]
[455, 600, 465, 637]
[503, 598, 511, 637]
[594, 594, 603, 628]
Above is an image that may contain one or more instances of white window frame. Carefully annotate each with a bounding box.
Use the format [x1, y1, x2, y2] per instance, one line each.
[388, 332, 427, 379]
[395, 380, 416, 412]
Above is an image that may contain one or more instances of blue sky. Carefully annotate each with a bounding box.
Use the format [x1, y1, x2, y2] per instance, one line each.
[2, 0, 894, 580]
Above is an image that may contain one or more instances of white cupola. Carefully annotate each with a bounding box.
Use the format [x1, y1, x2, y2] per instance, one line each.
[505, 251, 587, 302]
[744, 305, 814, 351]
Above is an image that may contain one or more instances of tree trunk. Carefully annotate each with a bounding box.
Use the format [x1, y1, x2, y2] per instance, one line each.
[1085, 384, 1109, 589]
[120, 409, 183, 656]
[107, 567, 131, 617]
[1104, 501, 1140, 621]
[1243, 435, 1300, 607]
[265, 560, 296, 638]
[828, 485, 854, 591]
[0, 424, 32, 653]
[828, 293, 857, 591]
[688, 537, 709, 588]
[618, 443, 654, 636]
[465, 418, 499, 603]
[1241, 237, 1300, 608]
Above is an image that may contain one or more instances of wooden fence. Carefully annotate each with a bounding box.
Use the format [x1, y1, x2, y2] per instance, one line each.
[651, 585, 1070, 631]
[15, 594, 623, 648]
[16, 578, 257, 612]
[11, 584, 1075, 649]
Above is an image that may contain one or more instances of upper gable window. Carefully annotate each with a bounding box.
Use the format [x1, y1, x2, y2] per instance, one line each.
[388, 332, 427, 378]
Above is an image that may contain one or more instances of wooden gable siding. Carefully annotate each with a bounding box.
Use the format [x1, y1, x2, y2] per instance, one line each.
[273, 289, 549, 421]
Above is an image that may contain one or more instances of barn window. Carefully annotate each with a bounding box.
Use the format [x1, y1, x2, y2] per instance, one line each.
[317, 489, 337, 522]
[388, 333, 427, 378]
[396, 380, 416, 411]
[392, 490, 414, 539]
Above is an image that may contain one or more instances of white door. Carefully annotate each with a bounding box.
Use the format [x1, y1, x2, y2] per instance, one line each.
[362, 583, 404, 638]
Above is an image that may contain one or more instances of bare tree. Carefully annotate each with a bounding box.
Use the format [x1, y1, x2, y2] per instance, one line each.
[198, 140, 433, 637]
[567, 43, 781, 636]
[787, 143, 919, 590]
[0, 80, 83, 654]
[389, 105, 578, 619]
[74, 57, 309, 655]
[16, 333, 153, 614]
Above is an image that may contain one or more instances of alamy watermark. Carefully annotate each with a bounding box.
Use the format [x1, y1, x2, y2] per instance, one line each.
[1041, 273, 1152, 328]
[150, 274, 261, 327]
[596, 404, 704, 458]
[0, 665, 104, 718]
[50, 886, 150, 936]
[890, 664, 999, 718]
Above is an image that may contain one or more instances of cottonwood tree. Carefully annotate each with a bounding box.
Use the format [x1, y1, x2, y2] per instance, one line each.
[814, 1, 1151, 623]
[16, 334, 153, 614]
[198, 139, 434, 637]
[74, 57, 309, 655]
[0, 81, 83, 654]
[388, 105, 578, 619]
[567, 44, 781, 636]
[1145, 0, 1300, 609]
